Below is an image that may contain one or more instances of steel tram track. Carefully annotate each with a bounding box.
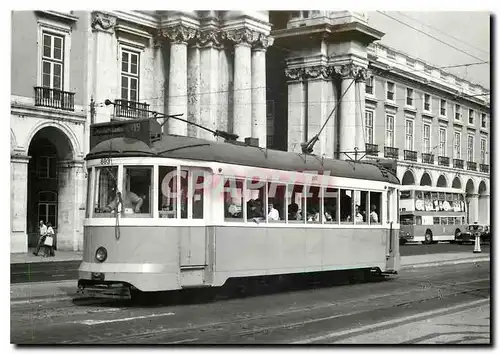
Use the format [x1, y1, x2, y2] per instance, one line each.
[58, 278, 489, 344]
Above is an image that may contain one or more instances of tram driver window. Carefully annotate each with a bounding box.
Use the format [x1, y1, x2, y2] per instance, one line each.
[94, 166, 118, 218]
[159, 166, 178, 218]
[122, 166, 152, 217]
[369, 191, 381, 224]
[224, 178, 243, 221]
[340, 189, 354, 223]
[324, 187, 338, 223]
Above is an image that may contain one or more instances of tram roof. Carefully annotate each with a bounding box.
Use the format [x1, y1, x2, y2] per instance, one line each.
[87, 134, 400, 184]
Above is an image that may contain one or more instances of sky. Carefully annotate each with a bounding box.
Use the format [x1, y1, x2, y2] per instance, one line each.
[366, 11, 491, 89]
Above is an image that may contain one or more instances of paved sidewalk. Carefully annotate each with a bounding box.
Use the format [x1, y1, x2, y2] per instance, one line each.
[11, 250, 83, 264]
[400, 252, 490, 269]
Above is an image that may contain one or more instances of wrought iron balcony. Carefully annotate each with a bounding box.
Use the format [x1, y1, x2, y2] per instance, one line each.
[365, 143, 379, 156]
[384, 146, 399, 159]
[480, 164, 490, 173]
[467, 161, 477, 171]
[453, 159, 464, 169]
[438, 156, 450, 166]
[34, 86, 75, 111]
[404, 150, 417, 162]
[114, 99, 150, 119]
[422, 153, 434, 164]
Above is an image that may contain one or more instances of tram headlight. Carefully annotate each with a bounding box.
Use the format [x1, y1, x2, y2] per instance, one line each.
[95, 247, 108, 263]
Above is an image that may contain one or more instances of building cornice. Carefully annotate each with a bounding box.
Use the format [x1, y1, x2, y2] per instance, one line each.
[11, 103, 86, 125]
[35, 11, 79, 23]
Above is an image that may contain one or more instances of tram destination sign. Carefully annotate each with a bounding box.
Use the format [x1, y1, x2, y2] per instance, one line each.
[90, 119, 161, 149]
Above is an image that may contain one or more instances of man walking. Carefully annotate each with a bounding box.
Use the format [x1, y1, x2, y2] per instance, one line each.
[33, 220, 47, 256]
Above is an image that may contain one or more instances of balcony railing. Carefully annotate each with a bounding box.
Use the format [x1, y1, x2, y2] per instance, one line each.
[480, 164, 490, 173]
[384, 146, 399, 159]
[114, 99, 150, 119]
[422, 153, 434, 164]
[453, 159, 464, 169]
[404, 150, 417, 162]
[365, 143, 379, 156]
[34, 86, 75, 111]
[438, 156, 450, 166]
[467, 161, 477, 171]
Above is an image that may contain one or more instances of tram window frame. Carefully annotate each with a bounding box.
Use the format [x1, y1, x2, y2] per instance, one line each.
[246, 178, 267, 222]
[267, 182, 286, 223]
[288, 184, 305, 223]
[93, 166, 118, 218]
[324, 187, 339, 224]
[179, 168, 189, 219]
[159, 165, 178, 219]
[340, 189, 354, 224]
[369, 191, 382, 225]
[86, 168, 92, 218]
[224, 177, 244, 221]
[354, 190, 369, 225]
[448, 217, 455, 225]
[455, 217, 462, 225]
[433, 217, 440, 225]
[440, 217, 448, 225]
[122, 165, 153, 218]
[305, 185, 321, 224]
[191, 169, 205, 220]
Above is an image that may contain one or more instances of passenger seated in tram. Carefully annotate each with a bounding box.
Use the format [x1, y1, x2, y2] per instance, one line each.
[106, 189, 144, 214]
[347, 205, 364, 222]
[288, 202, 300, 220]
[369, 204, 379, 223]
[267, 203, 280, 221]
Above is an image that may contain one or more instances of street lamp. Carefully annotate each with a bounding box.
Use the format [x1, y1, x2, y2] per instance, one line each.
[465, 194, 470, 224]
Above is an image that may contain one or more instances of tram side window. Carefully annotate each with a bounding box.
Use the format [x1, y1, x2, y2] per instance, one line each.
[369, 191, 382, 224]
[324, 187, 338, 223]
[305, 185, 321, 223]
[192, 171, 205, 219]
[159, 166, 178, 218]
[415, 216, 422, 225]
[247, 178, 266, 221]
[180, 169, 188, 219]
[224, 178, 243, 220]
[94, 166, 118, 218]
[268, 182, 285, 222]
[455, 217, 462, 225]
[354, 191, 369, 224]
[340, 189, 354, 223]
[288, 184, 305, 222]
[441, 217, 448, 225]
[122, 166, 152, 217]
[433, 217, 440, 225]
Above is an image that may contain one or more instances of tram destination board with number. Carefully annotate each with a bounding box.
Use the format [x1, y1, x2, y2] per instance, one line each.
[90, 119, 162, 149]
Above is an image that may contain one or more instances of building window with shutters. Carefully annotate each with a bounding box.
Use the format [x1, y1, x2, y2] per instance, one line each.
[440, 99, 447, 116]
[467, 135, 474, 162]
[481, 113, 487, 128]
[406, 88, 414, 107]
[423, 123, 431, 154]
[386, 82, 395, 101]
[439, 128, 447, 157]
[121, 49, 140, 103]
[454, 132, 461, 159]
[366, 76, 374, 95]
[385, 114, 395, 147]
[405, 119, 414, 150]
[365, 110, 374, 144]
[469, 109, 475, 125]
[423, 93, 431, 112]
[455, 104, 462, 120]
[480, 138, 487, 164]
[41, 32, 64, 91]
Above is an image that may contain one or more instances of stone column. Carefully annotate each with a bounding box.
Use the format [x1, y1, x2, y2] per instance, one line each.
[187, 42, 201, 138]
[285, 68, 306, 153]
[251, 35, 273, 148]
[355, 69, 367, 153]
[57, 160, 85, 251]
[153, 39, 167, 129]
[199, 30, 220, 141]
[224, 29, 258, 141]
[478, 194, 490, 225]
[468, 194, 479, 224]
[336, 64, 360, 160]
[11, 154, 30, 253]
[90, 12, 117, 123]
[161, 25, 197, 136]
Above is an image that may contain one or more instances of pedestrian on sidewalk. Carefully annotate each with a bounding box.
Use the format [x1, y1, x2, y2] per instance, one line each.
[33, 220, 47, 256]
[44, 222, 55, 257]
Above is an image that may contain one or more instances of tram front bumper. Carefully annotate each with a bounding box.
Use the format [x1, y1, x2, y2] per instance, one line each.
[77, 280, 132, 300]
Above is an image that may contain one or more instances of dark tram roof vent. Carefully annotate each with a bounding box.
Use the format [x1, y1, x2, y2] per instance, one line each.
[244, 137, 259, 148]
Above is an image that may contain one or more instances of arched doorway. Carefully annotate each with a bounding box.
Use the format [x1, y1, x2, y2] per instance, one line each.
[402, 170, 415, 185]
[436, 175, 447, 188]
[420, 172, 432, 186]
[478, 180, 489, 224]
[452, 176, 462, 189]
[26, 127, 75, 250]
[465, 179, 476, 224]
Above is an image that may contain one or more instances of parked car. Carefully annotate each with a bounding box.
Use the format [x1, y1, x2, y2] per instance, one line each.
[456, 223, 490, 244]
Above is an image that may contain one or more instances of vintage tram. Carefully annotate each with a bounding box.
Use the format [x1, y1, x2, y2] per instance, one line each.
[78, 118, 401, 299]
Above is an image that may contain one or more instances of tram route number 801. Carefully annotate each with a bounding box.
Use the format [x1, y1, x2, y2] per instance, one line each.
[100, 157, 112, 165]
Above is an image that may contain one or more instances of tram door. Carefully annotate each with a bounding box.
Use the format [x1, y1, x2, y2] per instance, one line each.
[385, 187, 400, 271]
[179, 168, 211, 287]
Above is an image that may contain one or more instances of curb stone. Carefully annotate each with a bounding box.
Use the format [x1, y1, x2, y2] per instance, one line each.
[401, 257, 490, 269]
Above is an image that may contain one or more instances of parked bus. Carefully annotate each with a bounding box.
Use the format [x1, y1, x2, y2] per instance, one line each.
[78, 118, 401, 300]
[399, 185, 467, 244]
